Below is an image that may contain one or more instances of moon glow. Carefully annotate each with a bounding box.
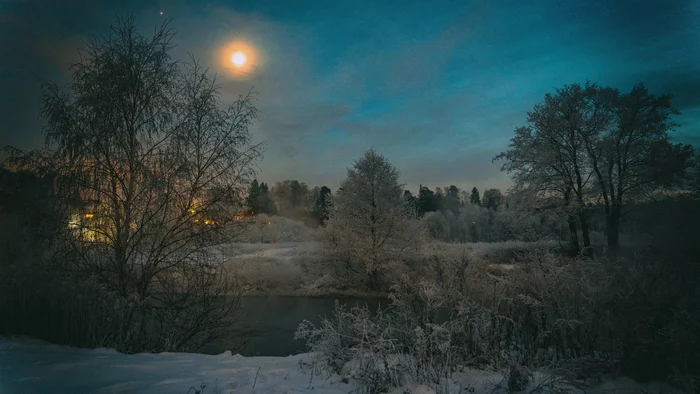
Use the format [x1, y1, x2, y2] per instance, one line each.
[218, 40, 260, 79]
[231, 51, 247, 67]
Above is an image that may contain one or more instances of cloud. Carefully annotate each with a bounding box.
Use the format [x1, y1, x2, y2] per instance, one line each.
[634, 68, 700, 112]
[1, 0, 698, 190]
[0, 0, 157, 148]
[179, 0, 699, 188]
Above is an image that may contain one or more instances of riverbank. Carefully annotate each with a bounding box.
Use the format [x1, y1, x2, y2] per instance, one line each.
[0, 337, 352, 394]
[223, 240, 559, 297]
[0, 338, 680, 394]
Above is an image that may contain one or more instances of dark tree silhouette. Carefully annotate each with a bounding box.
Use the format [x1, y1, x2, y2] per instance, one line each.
[470, 187, 481, 206]
[310, 185, 332, 226]
[497, 81, 694, 252]
[271, 179, 310, 219]
[245, 179, 261, 215]
[578, 83, 694, 251]
[495, 84, 599, 252]
[258, 182, 277, 215]
[440, 185, 461, 215]
[482, 188, 504, 211]
[417, 185, 437, 214]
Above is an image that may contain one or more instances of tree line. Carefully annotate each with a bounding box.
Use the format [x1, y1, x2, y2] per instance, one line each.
[243, 179, 332, 227]
[244, 178, 509, 228]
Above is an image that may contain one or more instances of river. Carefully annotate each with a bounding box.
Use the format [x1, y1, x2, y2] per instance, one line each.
[201, 296, 388, 356]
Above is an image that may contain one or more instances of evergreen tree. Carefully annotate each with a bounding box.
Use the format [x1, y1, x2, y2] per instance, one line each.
[403, 190, 415, 204]
[310, 186, 332, 226]
[403, 190, 418, 215]
[417, 185, 436, 214]
[470, 187, 481, 206]
[245, 179, 261, 215]
[433, 187, 444, 212]
[441, 185, 461, 215]
[290, 180, 302, 209]
[259, 182, 277, 215]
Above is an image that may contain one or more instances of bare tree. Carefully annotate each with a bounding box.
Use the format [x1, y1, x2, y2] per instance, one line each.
[531, 84, 600, 250]
[498, 82, 694, 253]
[495, 85, 594, 254]
[578, 83, 694, 251]
[4, 17, 262, 352]
[325, 150, 421, 290]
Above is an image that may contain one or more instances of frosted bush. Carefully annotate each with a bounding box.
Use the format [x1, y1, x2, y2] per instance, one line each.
[244, 214, 322, 243]
[296, 247, 700, 392]
[295, 276, 495, 393]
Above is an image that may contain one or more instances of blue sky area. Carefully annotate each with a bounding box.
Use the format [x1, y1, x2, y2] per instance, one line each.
[1, 0, 698, 192]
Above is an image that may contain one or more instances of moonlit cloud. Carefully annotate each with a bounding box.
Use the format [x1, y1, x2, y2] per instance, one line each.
[1, 0, 698, 193]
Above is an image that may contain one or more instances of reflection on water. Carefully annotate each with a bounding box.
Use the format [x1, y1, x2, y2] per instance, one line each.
[201, 296, 388, 356]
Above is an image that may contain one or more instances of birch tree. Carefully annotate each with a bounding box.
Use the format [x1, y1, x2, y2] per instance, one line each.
[326, 150, 421, 290]
[4, 17, 262, 351]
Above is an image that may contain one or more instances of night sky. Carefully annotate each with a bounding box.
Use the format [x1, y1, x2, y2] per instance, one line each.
[1, 0, 699, 192]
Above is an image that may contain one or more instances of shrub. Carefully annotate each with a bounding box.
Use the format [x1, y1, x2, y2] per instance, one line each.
[244, 214, 322, 243]
[0, 255, 242, 354]
[419, 205, 566, 244]
[295, 276, 495, 393]
[295, 248, 700, 393]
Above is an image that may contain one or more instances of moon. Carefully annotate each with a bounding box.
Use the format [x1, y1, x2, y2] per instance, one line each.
[218, 41, 260, 79]
[231, 51, 247, 67]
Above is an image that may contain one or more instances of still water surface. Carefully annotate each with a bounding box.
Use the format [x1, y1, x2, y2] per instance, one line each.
[202, 296, 388, 356]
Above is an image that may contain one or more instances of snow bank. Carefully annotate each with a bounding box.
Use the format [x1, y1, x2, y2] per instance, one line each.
[0, 338, 350, 394]
[0, 338, 684, 393]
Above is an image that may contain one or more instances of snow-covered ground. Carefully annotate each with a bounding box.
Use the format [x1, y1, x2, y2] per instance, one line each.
[0, 338, 350, 394]
[0, 338, 684, 394]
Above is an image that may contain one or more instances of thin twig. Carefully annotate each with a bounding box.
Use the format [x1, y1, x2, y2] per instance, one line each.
[252, 366, 261, 388]
[308, 364, 314, 389]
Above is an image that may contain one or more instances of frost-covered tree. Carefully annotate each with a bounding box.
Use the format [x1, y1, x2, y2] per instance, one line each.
[271, 179, 310, 219]
[495, 84, 599, 252]
[497, 82, 694, 252]
[325, 149, 421, 289]
[482, 188, 504, 211]
[421, 211, 451, 241]
[578, 83, 694, 250]
[403, 190, 418, 215]
[245, 179, 261, 214]
[441, 185, 461, 215]
[3, 17, 261, 351]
